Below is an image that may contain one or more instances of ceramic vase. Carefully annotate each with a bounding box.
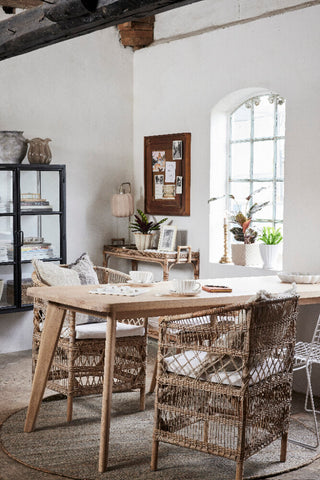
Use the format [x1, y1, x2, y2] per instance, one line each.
[0, 131, 27, 163]
[231, 243, 261, 267]
[259, 244, 281, 270]
[133, 233, 154, 251]
[27, 138, 52, 164]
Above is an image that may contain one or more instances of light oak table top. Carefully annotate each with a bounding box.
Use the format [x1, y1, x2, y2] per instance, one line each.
[27, 275, 320, 316]
[24, 275, 320, 473]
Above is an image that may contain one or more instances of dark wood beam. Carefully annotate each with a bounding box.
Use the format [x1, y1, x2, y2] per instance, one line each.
[0, 0, 204, 61]
[1, 0, 42, 8]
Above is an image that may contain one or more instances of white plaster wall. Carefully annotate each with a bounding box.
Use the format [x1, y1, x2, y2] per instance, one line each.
[154, 0, 319, 40]
[0, 27, 133, 353]
[134, 5, 320, 392]
[134, 5, 320, 278]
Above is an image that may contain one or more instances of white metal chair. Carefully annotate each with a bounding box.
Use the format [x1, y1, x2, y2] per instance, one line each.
[291, 313, 320, 449]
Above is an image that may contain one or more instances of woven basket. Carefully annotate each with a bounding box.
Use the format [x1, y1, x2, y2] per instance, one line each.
[6, 278, 33, 304]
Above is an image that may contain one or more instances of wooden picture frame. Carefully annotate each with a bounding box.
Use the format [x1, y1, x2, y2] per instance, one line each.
[158, 225, 177, 251]
[144, 132, 191, 216]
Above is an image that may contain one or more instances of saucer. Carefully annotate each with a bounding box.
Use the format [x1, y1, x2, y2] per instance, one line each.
[168, 289, 200, 297]
[128, 280, 154, 287]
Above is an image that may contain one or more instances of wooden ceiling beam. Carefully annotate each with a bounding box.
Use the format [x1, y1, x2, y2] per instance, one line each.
[1, 0, 42, 8]
[0, 0, 204, 61]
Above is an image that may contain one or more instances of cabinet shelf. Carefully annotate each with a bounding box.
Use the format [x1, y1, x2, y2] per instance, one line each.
[0, 164, 66, 314]
[20, 211, 62, 215]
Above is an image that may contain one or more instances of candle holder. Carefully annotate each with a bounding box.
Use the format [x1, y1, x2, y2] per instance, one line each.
[219, 219, 232, 264]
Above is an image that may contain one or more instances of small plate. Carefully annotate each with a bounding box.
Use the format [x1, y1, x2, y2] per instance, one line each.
[127, 280, 154, 287]
[278, 272, 320, 284]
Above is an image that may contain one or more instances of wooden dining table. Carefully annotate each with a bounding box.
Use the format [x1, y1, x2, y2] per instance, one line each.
[25, 275, 320, 473]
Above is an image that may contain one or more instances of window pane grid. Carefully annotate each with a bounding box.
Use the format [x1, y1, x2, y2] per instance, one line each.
[228, 94, 284, 228]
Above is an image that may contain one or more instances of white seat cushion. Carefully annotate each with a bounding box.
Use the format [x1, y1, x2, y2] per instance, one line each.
[165, 350, 212, 379]
[165, 349, 284, 386]
[75, 321, 145, 340]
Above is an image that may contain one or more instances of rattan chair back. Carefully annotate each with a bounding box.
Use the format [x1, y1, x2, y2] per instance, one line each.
[151, 295, 299, 480]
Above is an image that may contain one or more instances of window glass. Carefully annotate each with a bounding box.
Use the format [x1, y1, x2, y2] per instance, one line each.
[253, 95, 274, 138]
[253, 140, 274, 179]
[231, 103, 251, 141]
[230, 143, 250, 179]
[228, 94, 285, 230]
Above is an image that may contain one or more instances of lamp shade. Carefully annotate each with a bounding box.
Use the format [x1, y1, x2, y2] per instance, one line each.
[111, 182, 134, 217]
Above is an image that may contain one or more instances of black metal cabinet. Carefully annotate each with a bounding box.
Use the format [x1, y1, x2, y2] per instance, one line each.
[0, 164, 66, 313]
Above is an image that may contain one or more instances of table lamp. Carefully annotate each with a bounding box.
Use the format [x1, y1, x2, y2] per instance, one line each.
[111, 182, 134, 245]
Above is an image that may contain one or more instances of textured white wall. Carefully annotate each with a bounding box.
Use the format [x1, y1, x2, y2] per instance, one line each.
[154, 0, 319, 41]
[134, 4, 320, 392]
[0, 27, 133, 353]
[134, 5, 320, 278]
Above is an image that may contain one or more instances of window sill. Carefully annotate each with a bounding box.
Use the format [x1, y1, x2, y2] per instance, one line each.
[210, 262, 282, 277]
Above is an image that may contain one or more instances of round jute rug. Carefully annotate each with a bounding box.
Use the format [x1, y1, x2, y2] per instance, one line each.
[1, 392, 319, 480]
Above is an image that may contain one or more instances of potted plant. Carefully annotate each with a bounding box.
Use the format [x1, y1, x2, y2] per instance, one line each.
[129, 209, 167, 251]
[258, 226, 283, 269]
[208, 188, 269, 266]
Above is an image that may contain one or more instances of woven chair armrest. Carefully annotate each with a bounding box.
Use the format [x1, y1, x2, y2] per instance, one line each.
[93, 265, 109, 284]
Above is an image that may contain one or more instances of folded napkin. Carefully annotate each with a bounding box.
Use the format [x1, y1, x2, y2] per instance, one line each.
[89, 285, 148, 297]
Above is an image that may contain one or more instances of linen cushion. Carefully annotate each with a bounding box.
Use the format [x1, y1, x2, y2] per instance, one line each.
[32, 259, 80, 286]
[207, 357, 284, 387]
[75, 321, 145, 340]
[165, 350, 212, 379]
[68, 252, 99, 285]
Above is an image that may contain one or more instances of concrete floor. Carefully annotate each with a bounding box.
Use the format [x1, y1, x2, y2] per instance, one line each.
[0, 347, 320, 480]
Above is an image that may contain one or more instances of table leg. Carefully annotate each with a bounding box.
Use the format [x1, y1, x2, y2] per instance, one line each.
[162, 260, 169, 281]
[131, 260, 138, 271]
[192, 260, 200, 279]
[24, 303, 66, 433]
[99, 314, 117, 472]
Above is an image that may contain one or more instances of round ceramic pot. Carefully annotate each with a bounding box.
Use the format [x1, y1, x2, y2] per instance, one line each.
[231, 243, 261, 266]
[27, 138, 52, 164]
[133, 233, 154, 251]
[0, 131, 27, 163]
[259, 244, 281, 270]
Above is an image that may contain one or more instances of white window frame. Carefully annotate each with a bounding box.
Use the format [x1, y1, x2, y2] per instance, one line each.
[227, 94, 285, 229]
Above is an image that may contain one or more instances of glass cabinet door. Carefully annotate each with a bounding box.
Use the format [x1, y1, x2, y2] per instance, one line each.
[0, 170, 14, 308]
[20, 215, 61, 261]
[20, 169, 63, 262]
[0, 165, 65, 313]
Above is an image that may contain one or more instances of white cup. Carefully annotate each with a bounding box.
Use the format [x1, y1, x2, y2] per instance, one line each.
[173, 279, 201, 295]
[129, 270, 153, 284]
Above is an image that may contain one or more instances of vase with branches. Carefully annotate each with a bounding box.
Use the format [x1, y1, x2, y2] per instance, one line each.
[208, 187, 269, 244]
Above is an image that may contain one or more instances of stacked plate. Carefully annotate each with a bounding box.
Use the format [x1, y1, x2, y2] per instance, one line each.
[278, 272, 320, 284]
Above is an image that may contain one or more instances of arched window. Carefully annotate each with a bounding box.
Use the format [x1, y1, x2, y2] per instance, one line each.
[227, 94, 285, 231]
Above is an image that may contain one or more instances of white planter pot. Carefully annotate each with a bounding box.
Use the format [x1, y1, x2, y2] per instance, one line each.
[259, 244, 281, 270]
[133, 233, 154, 251]
[231, 243, 261, 267]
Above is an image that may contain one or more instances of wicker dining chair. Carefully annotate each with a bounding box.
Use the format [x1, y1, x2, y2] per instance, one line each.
[32, 265, 147, 422]
[151, 295, 299, 480]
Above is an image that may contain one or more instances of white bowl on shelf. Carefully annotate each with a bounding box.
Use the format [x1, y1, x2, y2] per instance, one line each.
[277, 272, 320, 284]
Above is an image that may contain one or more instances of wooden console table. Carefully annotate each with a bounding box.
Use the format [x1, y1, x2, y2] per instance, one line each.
[103, 245, 200, 281]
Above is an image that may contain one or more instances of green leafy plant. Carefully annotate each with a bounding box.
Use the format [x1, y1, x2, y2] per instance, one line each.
[208, 187, 269, 244]
[129, 209, 167, 234]
[259, 226, 283, 245]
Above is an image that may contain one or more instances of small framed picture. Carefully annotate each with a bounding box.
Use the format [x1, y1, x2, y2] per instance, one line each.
[163, 184, 175, 198]
[158, 225, 177, 251]
[176, 176, 183, 194]
[172, 140, 183, 160]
